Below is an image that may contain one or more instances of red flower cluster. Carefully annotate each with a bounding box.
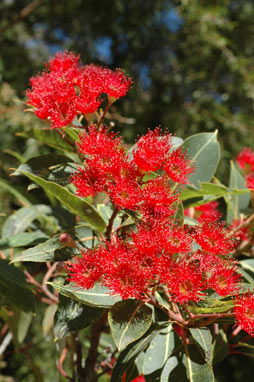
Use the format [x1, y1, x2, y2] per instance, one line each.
[71, 125, 191, 220]
[26, 51, 131, 128]
[66, 123, 243, 304]
[184, 201, 221, 221]
[236, 147, 254, 190]
[236, 147, 254, 174]
[234, 293, 254, 336]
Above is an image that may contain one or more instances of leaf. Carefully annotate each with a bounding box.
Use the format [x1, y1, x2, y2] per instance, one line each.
[180, 182, 250, 201]
[212, 330, 228, 364]
[42, 304, 58, 337]
[13, 224, 97, 262]
[181, 131, 220, 188]
[111, 323, 168, 382]
[0, 178, 33, 207]
[48, 282, 121, 308]
[0, 259, 35, 312]
[189, 328, 213, 363]
[13, 154, 77, 186]
[17, 128, 75, 152]
[160, 331, 214, 382]
[225, 161, 250, 224]
[188, 299, 234, 314]
[17, 169, 106, 231]
[172, 202, 184, 225]
[108, 300, 152, 351]
[239, 259, 254, 283]
[54, 295, 103, 340]
[0, 231, 48, 250]
[17, 311, 33, 343]
[1, 205, 52, 238]
[143, 324, 174, 381]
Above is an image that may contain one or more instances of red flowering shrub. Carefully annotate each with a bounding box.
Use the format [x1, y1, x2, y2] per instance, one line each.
[6, 50, 253, 381]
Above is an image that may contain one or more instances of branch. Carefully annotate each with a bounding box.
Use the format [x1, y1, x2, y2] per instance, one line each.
[82, 310, 108, 382]
[0, 0, 44, 35]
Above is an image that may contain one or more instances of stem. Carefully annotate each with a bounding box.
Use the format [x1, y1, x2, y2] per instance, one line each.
[105, 207, 119, 240]
[97, 101, 113, 128]
[83, 310, 108, 382]
[73, 332, 85, 382]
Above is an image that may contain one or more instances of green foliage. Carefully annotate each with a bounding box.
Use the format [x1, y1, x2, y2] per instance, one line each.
[108, 300, 153, 351]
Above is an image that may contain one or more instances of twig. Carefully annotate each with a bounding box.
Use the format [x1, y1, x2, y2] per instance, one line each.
[105, 207, 119, 240]
[82, 310, 108, 382]
[57, 342, 71, 380]
[0, 0, 43, 35]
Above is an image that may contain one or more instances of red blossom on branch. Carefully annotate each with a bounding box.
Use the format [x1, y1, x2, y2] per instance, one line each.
[26, 51, 131, 128]
[194, 219, 236, 255]
[234, 293, 254, 337]
[236, 147, 254, 174]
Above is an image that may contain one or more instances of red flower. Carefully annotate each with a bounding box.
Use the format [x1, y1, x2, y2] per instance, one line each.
[163, 258, 206, 304]
[26, 51, 131, 128]
[133, 128, 172, 172]
[195, 201, 221, 221]
[194, 219, 236, 256]
[246, 174, 254, 190]
[205, 257, 241, 296]
[66, 246, 109, 289]
[163, 147, 194, 184]
[236, 147, 254, 174]
[109, 177, 141, 209]
[102, 68, 132, 99]
[234, 293, 254, 336]
[140, 177, 178, 221]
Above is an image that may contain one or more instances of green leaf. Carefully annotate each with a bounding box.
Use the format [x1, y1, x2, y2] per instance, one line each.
[172, 202, 184, 225]
[13, 154, 76, 186]
[108, 300, 152, 351]
[0, 231, 48, 250]
[0, 178, 33, 207]
[0, 259, 35, 312]
[188, 299, 234, 314]
[42, 304, 58, 337]
[111, 323, 168, 382]
[49, 282, 121, 308]
[181, 131, 220, 188]
[160, 331, 214, 382]
[180, 182, 250, 201]
[212, 330, 228, 364]
[17, 128, 75, 152]
[13, 224, 97, 262]
[54, 295, 103, 340]
[1, 205, 52, 238]
[239, 259, 254, 283]
[189, 328, 213, 363]
[143, 324, 174, 381]
[225, 161, 250, 224]
[17, 311, 33, 343]
[17, 170, 106, 231]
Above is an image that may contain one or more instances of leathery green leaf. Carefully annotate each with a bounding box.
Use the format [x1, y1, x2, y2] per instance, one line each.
[17, 170, 106, 231]
[17, 128, 75, 152]
[54, 295, 103, 340]
[0, 259, 35, 312]
[225, 161, 250, 224]
[160, 331, 214, 382]
[144, 324, 174, 381]
[181, 131, 220, 188]
[48, 282, 121, 308]
[108, 299, 152, 351]
[12, 224, 97, 263]
[111, 323, 168, 382]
